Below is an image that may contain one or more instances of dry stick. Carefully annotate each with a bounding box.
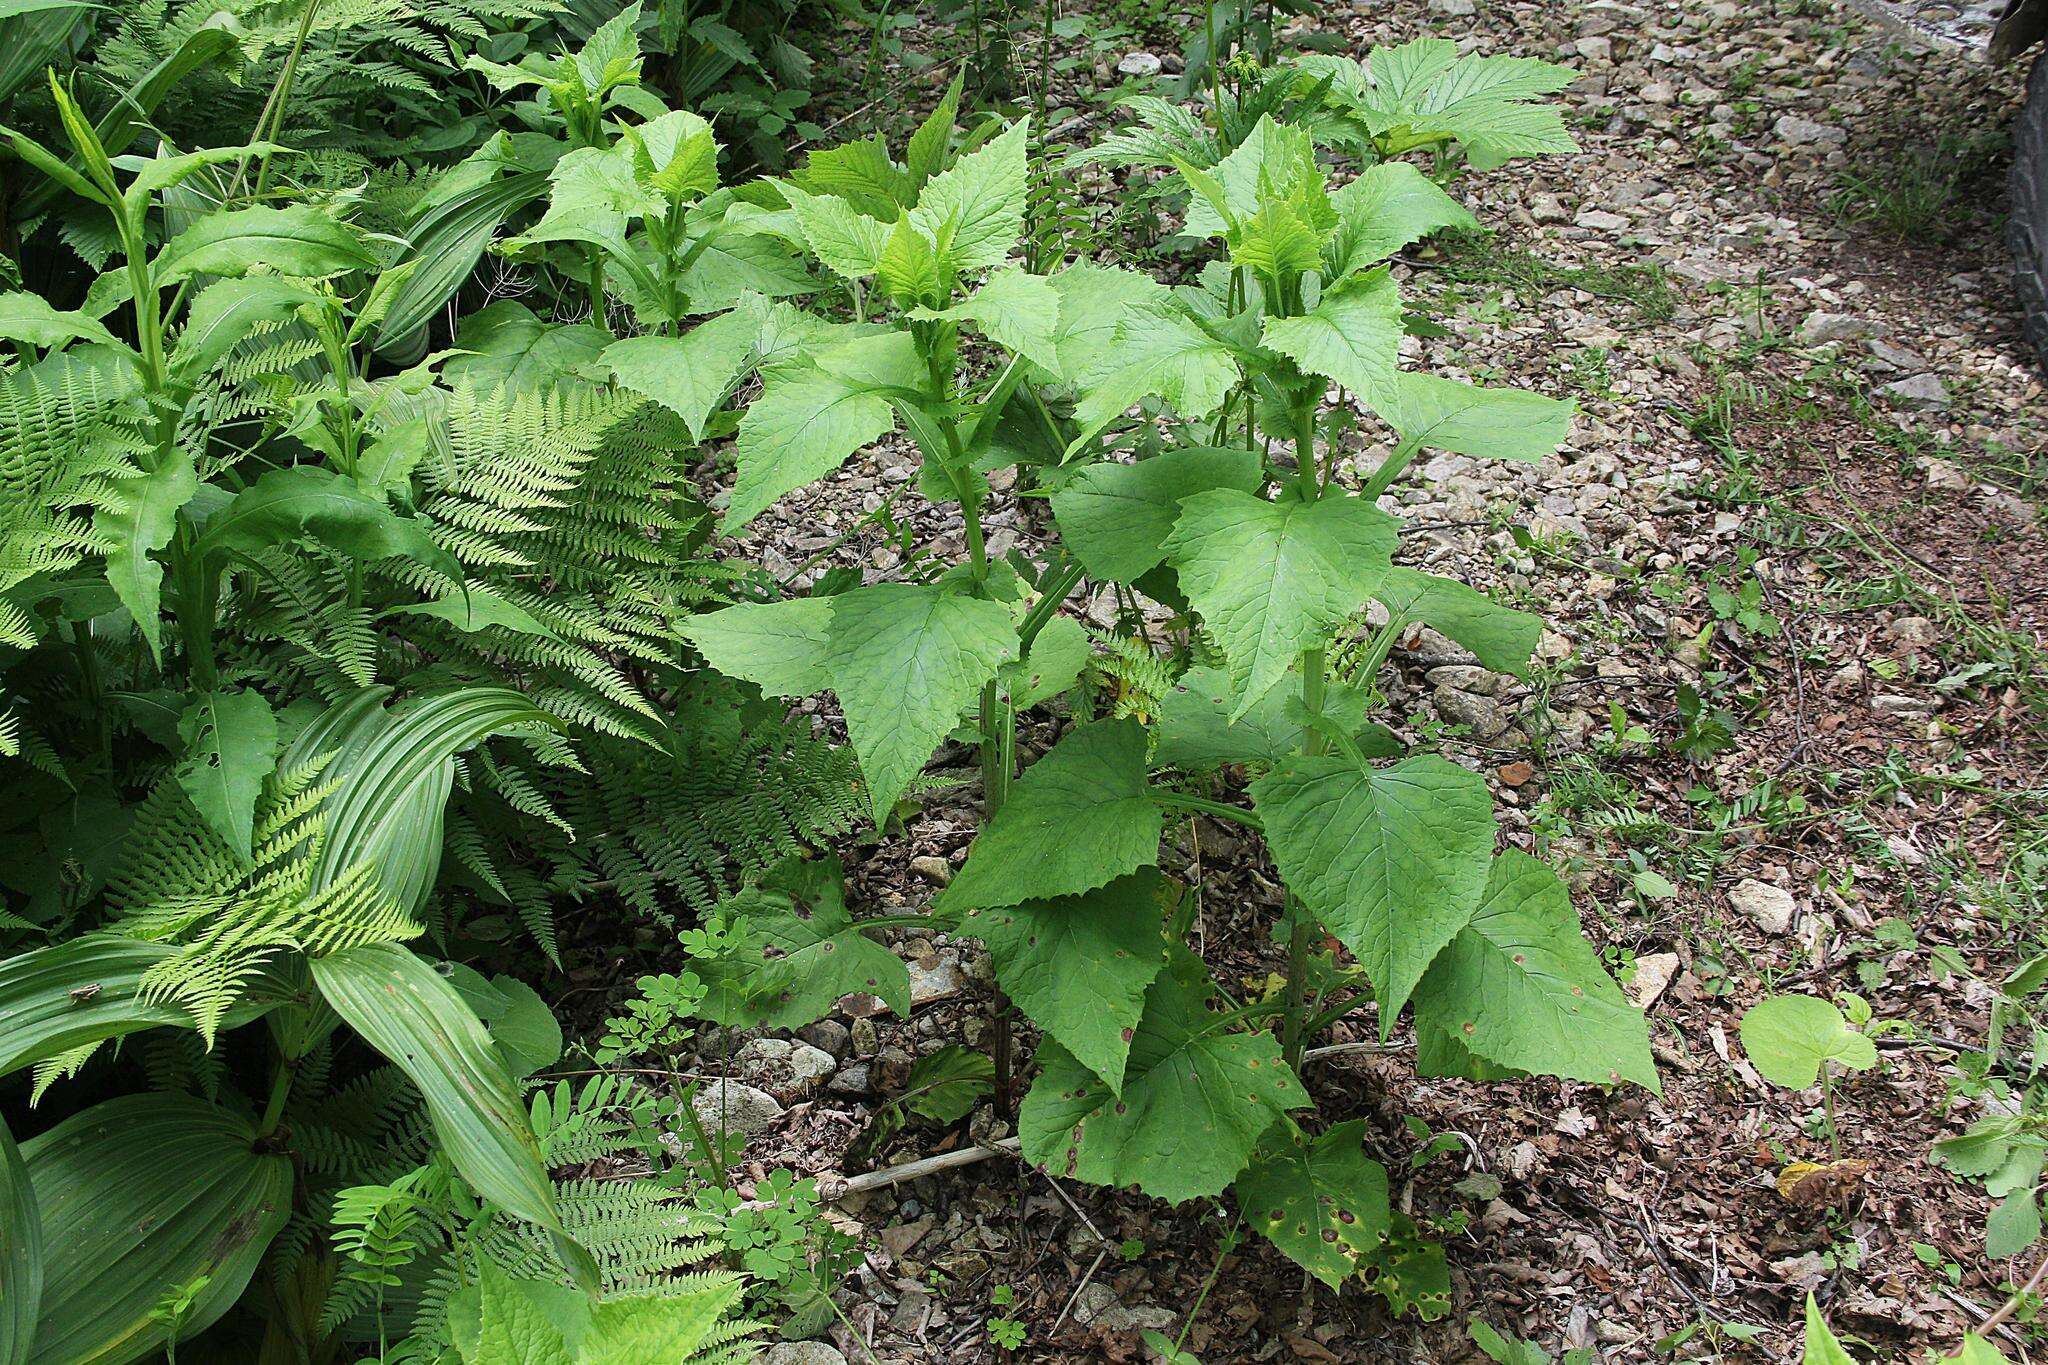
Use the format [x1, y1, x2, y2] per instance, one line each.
[1050, 1247, 1111, 1333]
[1955, 1249, 2048, 1357]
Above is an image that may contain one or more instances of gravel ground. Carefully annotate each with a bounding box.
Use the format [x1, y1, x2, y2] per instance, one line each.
[675, 3, 2048, 1361]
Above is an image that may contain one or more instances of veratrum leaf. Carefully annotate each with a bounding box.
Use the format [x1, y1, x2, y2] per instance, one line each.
[822, 584, 1016, 821]
[692, 858, 911, 1026]
[1414, 850, 1657, 1091]
[1325, 162, 1476, 280]
[907, 119, 1029, 272]
[1372, 372, 1574, 462]
[1162, 489, 1396, 720]
[958, 869, 1170, 1093]
[0, 937, 292, 1078]
[1234, 1119, 1390, 1289]
[0, 1112, 39, 1365]
[727, 330, 923, 531]
[1250, 752, 1496, 1031]
[175, 687, 278, 859]
[312, 942, 595, 1289]
[944, 719, 1162, 910]
[1049, 445, 1262, 584]
[1019, 948, 1308, 1203]
[1375, 565, 1542, 679]
[302, 687, 555, 917]
[150, 204, 376, 284]
[95, 447, 197, 665]
[22, 1093, 290, 1365]
[1260, 269, 1404, 406]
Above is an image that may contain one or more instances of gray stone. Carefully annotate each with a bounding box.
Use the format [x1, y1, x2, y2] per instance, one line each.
[1434, 684, 1510, 740]
[1575, 208, 1630, 232]
[910, 854, 953, 886]
[1071, 1283, 1178, 1335]
[1773, 114, 1845, 147]
[1882, 373, 1949, 407]
[1730, 878, 1795, 935]
[690, 1080, 785, 1137]
[908, 948, 969, 1004]
[1798, 311, 1880, 344]
[1115, 51, 1162, 77]
[734, 1037, 837, 1102]
[828, 1061, 871, 1095]
[762, 1345, 848, 1365]
[800, 1018, 851, 1059]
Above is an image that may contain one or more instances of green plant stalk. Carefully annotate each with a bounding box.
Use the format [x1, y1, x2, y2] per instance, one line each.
[1360, 432, 1423, 502]
[254, 1052, 296, 1140]
[1822, 1068, 1838, 1162]
[249, 0, 323, 202]
[1153, 788, 1260, 829]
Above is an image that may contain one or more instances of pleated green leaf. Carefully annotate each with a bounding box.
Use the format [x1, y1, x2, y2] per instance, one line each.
[312, 942, 595, 1288]
[0, 1112, 40, 1365]
[22, 1094, 290, 1365]
[0, 937, 294, 1079]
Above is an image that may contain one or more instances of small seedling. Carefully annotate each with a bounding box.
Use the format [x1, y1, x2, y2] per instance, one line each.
[1739, 993, 1877, 1157]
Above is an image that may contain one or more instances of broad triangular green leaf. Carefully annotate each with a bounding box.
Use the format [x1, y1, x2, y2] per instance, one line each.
[1019, 948, 1308, 1202]
[1250, 752, 1496, 1030]
[727, 330, 922, 531]
[945, 719, 1162, 909]
[603, 308, 759, 440]
[907, 119, 1028, 272]
[1049, 445, 1262, 584]
[1157, 663, 1397, 771]
[1162, 489, 1396, 720]
[780, 182, 892, 280]
[1372, 371, 1574, 462]
[692, 858, 912, 1026]
[1234, 1119, 1391, 1288]
[1070, 301, 1242, 447]
[677, 595, 834, 697]
[824, 583, 1017, 820]
[1415, 850, 1658, 1091]
[174, 688, 278, 859]
[912, 266, 1061, 373]
[1261, 269, 1404, 406]
[1376, 565, 1542, 678]
[151, 204, 375, 285]
[96, 447, 196, 665]
[959, 869, 1170, 1093]
[1325, 162, 1477, 279]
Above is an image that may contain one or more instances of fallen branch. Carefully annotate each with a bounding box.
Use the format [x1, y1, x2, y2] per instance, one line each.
[817, 1137, 1023, 1201]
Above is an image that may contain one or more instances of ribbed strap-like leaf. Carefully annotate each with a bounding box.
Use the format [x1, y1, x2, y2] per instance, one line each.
[0, 936, 295, 1078]
[0, 1111, 39, 1365]
[308, 688, 557, 916]
[21, 1093, 289, 1365]
[312, 942, 596, 1289]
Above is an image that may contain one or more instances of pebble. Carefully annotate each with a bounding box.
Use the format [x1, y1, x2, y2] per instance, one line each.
[734, 1037, 837, 1102]
[761, 1346, 849, 1365]
[689, 1080, 784, 1137]
[1730, 878, 1796, 935]
[1115, 51, 1161, 77]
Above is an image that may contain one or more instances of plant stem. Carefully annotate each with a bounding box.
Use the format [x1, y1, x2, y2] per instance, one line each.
[254, 1054, 296, 1140]
[1172, 1214, 1242, 1356]
[1360, 433, 1423, 502]
[1281, 643, 1328, 1072]
[1152, 788, 1261, 829]
[1822, 1070, 1838, 1161]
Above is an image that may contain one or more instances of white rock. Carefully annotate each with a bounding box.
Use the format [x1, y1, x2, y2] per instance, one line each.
[1730, 878, 1796, 935]
[1116, 51, 1162, 77]
[762, 1345, 849, 1365]
[1798, 311, 1880, 344]
[735, 1037, 837, 1101]
[1882, 373, 1949, 407]
[1627, 952, 1681, 1009]
[1774, 114, 1845, 147]
[690, 1080, 785, 1137]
